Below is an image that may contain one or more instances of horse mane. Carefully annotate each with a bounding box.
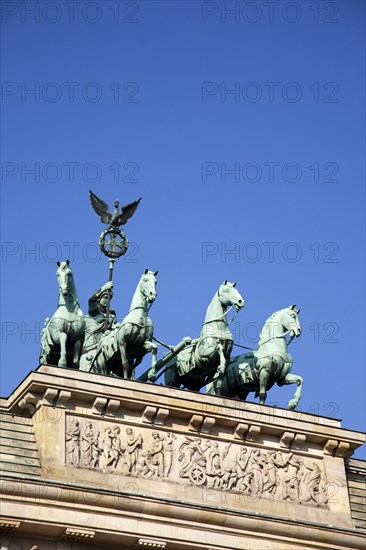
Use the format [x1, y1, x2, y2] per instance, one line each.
[68, 272, 77, 302]
[258, 309, 287, 344]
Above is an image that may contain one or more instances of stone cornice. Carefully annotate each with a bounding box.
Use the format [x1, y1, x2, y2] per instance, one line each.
[1, 365, 364, 457]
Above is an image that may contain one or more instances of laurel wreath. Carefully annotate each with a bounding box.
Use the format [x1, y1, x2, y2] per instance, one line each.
[99, 227, 128, 258]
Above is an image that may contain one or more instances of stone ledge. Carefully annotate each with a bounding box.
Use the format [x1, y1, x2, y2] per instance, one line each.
[2, 366, 365, 461]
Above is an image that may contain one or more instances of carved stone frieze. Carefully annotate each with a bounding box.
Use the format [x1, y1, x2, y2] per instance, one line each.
[65, 416, 330, 507]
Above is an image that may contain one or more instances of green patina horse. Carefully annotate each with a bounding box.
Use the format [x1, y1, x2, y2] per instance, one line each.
[91, 270, 158, 379]
[40, 261, 85, 369]
[156, 281, 245, 392]
[206, 306, 303, 409]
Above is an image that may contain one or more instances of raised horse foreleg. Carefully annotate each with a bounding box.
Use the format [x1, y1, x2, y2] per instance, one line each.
[278, 373, 303, 410]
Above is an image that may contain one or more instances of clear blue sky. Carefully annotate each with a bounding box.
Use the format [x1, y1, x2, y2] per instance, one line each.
[1, 1, 365, 458]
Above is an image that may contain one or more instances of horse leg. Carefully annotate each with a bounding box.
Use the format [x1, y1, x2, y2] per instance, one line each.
[119, 344, 131, 379]
[216, 343, 226, 374]
[58, 332, 67, 368]
[237, 389, 250, 401]
[164, 357, 180, 388]
[95, 349, 107, 375]
[278, 373, 303, 410]
[258, 359, 271, 405]
[122, 353, 131, 379]
[214, 342, 227, 396]
[72, 338, 83, 370]
[144, 342, 158, 382]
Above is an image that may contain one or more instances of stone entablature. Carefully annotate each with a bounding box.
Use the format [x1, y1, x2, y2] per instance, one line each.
[0, 364, 365, 550]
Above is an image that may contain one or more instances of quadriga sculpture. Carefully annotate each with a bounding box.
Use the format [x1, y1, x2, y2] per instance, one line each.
[152, 281, 245, 392]
[91, 269, 158, 379]
[206, 305, 303, 409]
[40, 261, 85, 369]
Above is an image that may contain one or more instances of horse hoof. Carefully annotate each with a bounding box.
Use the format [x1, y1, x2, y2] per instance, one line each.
[288, 400, 297, 410]
[147, 371, 156, 382]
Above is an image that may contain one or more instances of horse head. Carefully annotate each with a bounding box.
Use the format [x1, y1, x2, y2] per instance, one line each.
[56, 260, 72, 296]
[218, 280, 245, 310]
[280, 305, 301, 338]
[140, 269, 158, 304]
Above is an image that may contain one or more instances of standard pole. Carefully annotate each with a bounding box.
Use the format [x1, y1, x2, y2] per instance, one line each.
[106, 258, 115, 317]
[108, 258, 115, 282]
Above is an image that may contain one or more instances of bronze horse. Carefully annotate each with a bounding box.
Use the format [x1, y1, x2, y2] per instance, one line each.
[207, 306, 303, 409]
[40, 261, 85, 369]
[92, 270, 158, 379]
[158, 281, 245, 392]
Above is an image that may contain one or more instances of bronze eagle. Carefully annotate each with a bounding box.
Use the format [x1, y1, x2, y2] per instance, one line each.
[89, 190, 141, 228]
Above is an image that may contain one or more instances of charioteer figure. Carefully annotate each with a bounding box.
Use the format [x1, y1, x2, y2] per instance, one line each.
[79, 281, 116, 371]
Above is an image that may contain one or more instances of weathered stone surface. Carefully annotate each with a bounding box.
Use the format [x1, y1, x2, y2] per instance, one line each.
[0, 413, 40, 477]
[0, 365, 365, 550]
[346, 458, 366, 530]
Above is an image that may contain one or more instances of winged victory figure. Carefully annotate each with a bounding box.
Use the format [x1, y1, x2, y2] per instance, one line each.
[89, 190, 141, 229]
